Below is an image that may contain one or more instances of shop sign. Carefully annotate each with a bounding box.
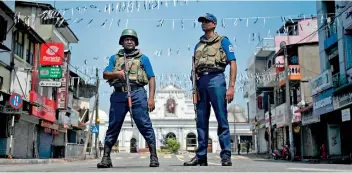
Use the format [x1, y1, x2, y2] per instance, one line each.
[265, 111, 276, 128]
[39, 42, 64, 66]
[0, 102, 21, 114]
[39, 67, 62, 79]
[44, 127, 52, 134]
[341, 108, 351, 122]
[312, 88, 334, 116]
[333, 91, 352, 110]
[30, 91, 56, 123]
[58, 111, 71, 126]
[302, 112, 320, 126]
[70, 109, 79, 127]
[274, 103, 287, 128]
[291, 106, 301, 123]
[56, 54, 69, 109]
[310, 69, 333, 96]
[41, 120, 59, 130]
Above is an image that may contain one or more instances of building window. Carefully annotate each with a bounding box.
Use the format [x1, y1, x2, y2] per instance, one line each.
[14, 32, 24, 58]
[345, 35, 352, 70]
[165, 98, 176, 116]
[26, 40, 35, 65]
[40, 17, 56, 25]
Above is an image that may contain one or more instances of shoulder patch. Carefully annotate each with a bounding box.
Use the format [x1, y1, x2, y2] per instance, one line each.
[229, 45, 235, 52]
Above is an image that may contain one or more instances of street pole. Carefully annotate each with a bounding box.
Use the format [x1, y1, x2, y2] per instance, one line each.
[280, 41, 294, 161]
[268, 94, 272, 156]
[94, 68, 100, 159]
[82, 92, 99, 160]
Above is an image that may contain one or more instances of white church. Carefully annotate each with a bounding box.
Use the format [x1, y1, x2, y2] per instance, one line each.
[97, 84, 252, 153]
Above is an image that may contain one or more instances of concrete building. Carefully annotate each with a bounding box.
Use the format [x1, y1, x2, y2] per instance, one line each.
[245, 17, 321, 156]
[98, 84, 252, 154]
[306, 1, 352, 158]
[0, 1, 47, 159]
[11, 0, 80, 159]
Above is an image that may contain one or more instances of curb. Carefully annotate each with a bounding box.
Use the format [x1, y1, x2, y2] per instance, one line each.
[0, 156, 96, 165]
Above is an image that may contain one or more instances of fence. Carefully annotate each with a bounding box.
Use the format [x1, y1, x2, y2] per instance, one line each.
[65, 143, 85, 157]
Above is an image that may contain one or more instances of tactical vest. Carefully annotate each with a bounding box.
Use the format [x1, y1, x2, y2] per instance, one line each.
[194, 35, 227, 73]
[108, 50, 149, 87]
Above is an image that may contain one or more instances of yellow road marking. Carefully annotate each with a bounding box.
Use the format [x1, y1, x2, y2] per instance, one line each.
[176, 155, 184, 159]
[164, 155, 172, 159]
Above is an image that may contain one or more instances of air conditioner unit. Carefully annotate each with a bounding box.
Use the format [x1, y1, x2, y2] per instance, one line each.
[0, 15, 8, 42]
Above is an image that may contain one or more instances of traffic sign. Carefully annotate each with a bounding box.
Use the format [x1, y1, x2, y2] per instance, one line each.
[9, 93, 23, 110]
[39, 81, 62, 87]
[91, 125, 99, 134]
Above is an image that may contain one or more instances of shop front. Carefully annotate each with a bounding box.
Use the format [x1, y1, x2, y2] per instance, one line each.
[29, 91, 57, 159]
[311, 88, 335, 157]
[273, 103, 288, 150]
[0, 92, 12, 157]
[332, 90, 352, 156]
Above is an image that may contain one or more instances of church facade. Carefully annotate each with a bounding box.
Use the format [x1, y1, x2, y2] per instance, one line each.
[100, 84, 252, 153]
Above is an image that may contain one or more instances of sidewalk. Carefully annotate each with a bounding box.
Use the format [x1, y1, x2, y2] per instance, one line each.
[0, 155, 96, 165]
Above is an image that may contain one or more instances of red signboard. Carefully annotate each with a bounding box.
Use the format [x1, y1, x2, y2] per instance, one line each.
[40, 42, 64, 66]
[56, 52, 69, 109]
[30, 91, 56, 123]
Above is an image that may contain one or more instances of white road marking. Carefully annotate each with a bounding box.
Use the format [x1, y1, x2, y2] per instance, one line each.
[208, 162, 221, 166]
[287, 167, 350, 172]
[140, 155, 147, 159]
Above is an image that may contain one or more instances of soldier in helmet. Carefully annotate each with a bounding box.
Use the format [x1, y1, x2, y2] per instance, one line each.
[184, 13, 237, 166]
[97, 29, 159, 168]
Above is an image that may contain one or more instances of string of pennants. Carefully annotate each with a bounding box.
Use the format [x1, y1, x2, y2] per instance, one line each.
[37, 8, 337, 30]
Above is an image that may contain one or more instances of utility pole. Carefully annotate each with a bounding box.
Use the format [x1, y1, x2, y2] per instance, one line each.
[94, 68, 100, 159]
[280, 41, 294, 161]
[81, 93, 98, 160]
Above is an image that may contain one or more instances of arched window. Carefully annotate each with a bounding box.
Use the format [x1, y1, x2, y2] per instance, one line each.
[130, 138, 137, 153]
[166, 132, 176, 139]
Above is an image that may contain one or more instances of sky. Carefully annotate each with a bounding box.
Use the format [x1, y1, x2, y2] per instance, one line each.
[34, 0, 317, 115]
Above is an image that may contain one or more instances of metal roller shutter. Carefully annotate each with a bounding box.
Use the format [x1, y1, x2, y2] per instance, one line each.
[0, 138, 7, 156]
[13, 120, 30, 158]
[38, 129, 53, 159]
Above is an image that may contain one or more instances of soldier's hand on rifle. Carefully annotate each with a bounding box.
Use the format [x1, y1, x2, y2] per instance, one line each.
[226, 86, 235, 104]
[114, 70, 125, 80]
[148, 98, 155, 112]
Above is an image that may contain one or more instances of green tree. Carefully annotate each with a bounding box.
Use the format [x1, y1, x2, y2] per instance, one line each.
[166, 138, 180, 153]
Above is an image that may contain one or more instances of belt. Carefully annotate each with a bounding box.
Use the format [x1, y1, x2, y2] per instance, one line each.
[198, 70, 222, 76]
[114, 85, 141, 92]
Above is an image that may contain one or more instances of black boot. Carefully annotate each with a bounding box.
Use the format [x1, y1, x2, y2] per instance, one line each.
[149, 144, 159, 167]
[221, 154, 232, 166]
[183, 156, 208, 166]
[97, 145, 113, 168]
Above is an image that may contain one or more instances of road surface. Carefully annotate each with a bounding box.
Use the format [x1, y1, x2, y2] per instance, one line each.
[1, 153, 352, 172]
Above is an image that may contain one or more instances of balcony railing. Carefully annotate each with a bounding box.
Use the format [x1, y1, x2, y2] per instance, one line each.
[262, 65, 277, 87]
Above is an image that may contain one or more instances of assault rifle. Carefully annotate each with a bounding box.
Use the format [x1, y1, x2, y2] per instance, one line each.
[123, 53, 134, 127]
[191, 56, 199, 121]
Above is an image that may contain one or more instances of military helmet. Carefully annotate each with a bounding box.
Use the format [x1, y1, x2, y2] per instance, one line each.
[119, 29, 139, 46]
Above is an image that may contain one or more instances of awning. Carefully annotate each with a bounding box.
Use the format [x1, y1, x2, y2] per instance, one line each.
[295, 105, 313, 113]
[0, 43, 11, 52]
